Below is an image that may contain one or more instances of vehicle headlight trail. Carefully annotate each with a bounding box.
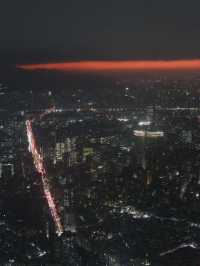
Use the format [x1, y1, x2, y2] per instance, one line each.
[26, 119, 63, 236]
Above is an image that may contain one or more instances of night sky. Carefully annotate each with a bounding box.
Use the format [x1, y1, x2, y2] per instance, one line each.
[1, 0, 200, 65]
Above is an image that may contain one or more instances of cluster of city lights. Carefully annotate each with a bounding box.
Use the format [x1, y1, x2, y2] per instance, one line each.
[134, 130, 164, 138]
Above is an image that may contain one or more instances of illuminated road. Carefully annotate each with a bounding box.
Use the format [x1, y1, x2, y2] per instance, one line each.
[26, 119, 63, 236]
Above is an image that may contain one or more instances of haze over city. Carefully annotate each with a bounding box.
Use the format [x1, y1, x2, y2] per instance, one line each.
[1, 0, 200, 265]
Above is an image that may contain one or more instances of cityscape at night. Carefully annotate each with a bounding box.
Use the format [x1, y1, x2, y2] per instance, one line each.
[1, 0, 200, 265]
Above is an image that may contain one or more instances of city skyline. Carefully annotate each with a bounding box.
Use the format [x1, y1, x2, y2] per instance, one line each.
[2, 0, 200, 265]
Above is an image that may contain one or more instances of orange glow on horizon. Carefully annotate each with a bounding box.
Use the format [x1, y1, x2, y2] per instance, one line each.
[17, 60, 200, 72]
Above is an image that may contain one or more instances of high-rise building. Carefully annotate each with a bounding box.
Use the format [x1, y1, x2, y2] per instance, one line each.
[134, 127, 164, 185]
[0, 162, 14, 178]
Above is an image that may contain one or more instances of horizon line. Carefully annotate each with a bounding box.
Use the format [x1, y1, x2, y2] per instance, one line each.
[17, 59, 200, 72]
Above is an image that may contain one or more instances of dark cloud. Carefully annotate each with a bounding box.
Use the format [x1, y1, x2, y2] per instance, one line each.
[0, 0, 200, 63]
